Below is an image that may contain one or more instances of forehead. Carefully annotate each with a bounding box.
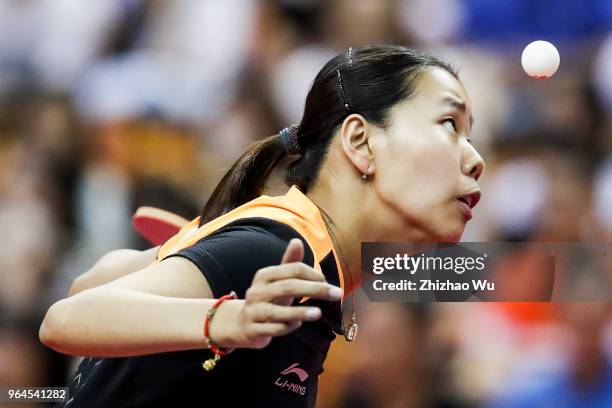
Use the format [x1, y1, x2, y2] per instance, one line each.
[410, 67, 471, 109]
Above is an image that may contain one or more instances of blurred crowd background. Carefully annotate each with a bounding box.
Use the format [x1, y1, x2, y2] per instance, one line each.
[1, 0, 612, 407]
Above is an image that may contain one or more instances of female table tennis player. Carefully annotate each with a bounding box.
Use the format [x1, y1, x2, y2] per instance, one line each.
[40, 44, 484, 407]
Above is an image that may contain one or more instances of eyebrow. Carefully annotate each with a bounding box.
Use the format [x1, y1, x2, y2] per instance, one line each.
[442, 96, 475, 130]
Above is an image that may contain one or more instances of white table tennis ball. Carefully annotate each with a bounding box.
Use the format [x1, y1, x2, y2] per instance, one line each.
[521, 40, 560, 79]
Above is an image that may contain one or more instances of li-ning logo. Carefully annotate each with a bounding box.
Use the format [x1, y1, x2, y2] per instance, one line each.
[280, 363, 309, 382]
[274, 363, 308, 396]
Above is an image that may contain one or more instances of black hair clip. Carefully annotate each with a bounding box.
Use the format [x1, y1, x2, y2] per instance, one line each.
[336, 47, 354, 112]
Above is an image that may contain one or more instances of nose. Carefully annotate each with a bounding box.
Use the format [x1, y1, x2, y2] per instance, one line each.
[462, 145, 485, 181]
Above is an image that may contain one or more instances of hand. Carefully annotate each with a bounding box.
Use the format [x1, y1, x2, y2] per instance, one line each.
[212, 238, 343, 349]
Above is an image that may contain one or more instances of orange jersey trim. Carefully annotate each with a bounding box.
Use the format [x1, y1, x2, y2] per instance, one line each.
[154, 185, 346, 304]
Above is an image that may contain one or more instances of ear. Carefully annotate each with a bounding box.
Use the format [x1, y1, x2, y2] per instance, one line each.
[339, 114, 375, 176]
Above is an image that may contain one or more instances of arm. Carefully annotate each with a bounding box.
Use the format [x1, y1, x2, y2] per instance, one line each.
[39, 240, 341, 357]
[43, 257, 246, 357]
[68, 247, 159, 296]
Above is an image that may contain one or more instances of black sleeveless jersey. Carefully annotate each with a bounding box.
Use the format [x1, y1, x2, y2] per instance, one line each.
[58, 217, 342, 408]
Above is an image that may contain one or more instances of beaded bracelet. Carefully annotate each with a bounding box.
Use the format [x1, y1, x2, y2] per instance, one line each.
[202, 291, 237, 371]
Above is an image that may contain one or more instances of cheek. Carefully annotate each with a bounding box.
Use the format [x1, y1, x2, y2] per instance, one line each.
[376, 132, 459, 213]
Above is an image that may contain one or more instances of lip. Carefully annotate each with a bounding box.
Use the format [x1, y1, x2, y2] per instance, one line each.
[456, 190, 480, 222]
[459, 190, 481, 209]
[456, 199, 473, 221]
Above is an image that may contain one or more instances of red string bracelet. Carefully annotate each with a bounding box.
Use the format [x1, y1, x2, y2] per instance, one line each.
[202, 291, 237, 371]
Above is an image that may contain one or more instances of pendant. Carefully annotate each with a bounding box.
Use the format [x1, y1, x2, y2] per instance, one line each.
[344, 312, 358, 342]
[202, 354, 221, 371]
[344, 322, 358, 342]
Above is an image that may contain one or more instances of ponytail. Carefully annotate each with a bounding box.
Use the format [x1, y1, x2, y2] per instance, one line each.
[198, 134, 287, 226]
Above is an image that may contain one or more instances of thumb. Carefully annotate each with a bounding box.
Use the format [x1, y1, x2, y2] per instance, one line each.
[281, 238, 304, 264]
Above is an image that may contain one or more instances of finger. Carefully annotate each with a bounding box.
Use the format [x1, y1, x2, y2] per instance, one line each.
[272, 296, 295, 307]
[256, 263, 326, 284]
[280, 238, 304, 264]
[263, 279, 343, 302]
[250, 303, 322, 323]
[252, 320, 303, 338]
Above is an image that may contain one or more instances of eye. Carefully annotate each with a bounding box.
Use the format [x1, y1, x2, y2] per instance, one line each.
[442, 118, 457, 132]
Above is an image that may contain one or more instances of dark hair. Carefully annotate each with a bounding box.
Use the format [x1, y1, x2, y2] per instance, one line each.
[199, 44, 457, 225]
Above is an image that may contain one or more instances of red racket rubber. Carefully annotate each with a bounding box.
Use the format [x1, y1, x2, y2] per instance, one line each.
[132, 206, 189, 245]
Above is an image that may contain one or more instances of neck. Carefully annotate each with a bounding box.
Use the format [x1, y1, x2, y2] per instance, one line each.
[307, 184, 366, 287]
[306, 176, 418, 291]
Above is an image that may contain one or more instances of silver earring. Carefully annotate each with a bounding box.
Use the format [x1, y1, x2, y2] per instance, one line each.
[362, 173, 368, 180]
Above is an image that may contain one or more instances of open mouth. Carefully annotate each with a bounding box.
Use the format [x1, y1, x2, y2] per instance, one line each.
[457, 191, 481, 209]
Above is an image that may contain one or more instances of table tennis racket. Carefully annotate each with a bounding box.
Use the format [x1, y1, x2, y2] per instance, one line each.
[132, 206, 190, 245]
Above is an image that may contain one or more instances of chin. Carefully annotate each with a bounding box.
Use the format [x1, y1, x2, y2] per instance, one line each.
[420, 229, 463, 243]
[447, 230, 464, 243]
[432, 221, 465, 243]
[397, 206, 466, 243]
